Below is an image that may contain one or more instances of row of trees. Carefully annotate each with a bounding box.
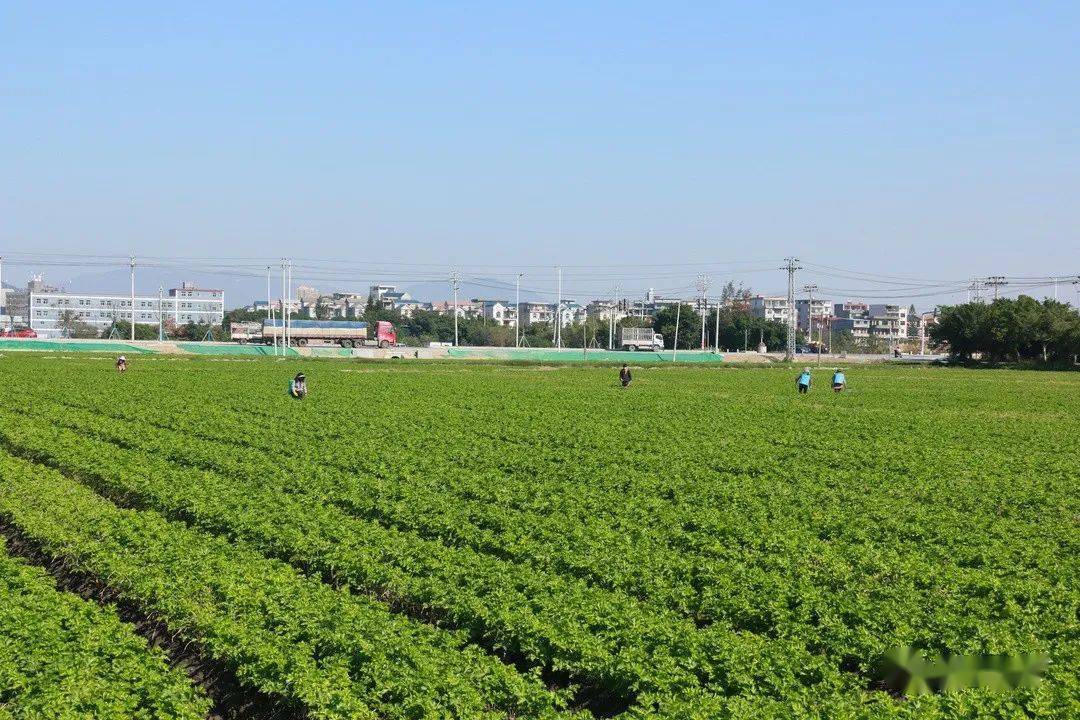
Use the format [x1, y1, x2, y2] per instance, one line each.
[930, 297, 1080, 363]
[54, 311, 224, 341]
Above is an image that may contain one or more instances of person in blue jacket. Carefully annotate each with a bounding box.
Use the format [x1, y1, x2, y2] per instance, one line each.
[796, 368, 811, 394]
[832, 368, 846, 393]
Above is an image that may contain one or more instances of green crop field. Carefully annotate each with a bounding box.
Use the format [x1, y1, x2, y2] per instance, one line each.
[0, 353, 1076, 719]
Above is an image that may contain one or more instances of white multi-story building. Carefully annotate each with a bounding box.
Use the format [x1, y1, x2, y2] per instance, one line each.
[832, 301, 909, 343]
[559, 302, 587, 326]
[750, 295, 791, 324]
[516, 302, 555, 327]
[869, 304, 909, 339]
[431, 300, 479, 318]
[473, 299, 515, 326]
[29, 282, 224, 338]
[795, 297, 832, 343]
[795, 298, 831, 332]
[368, 284, 396, 305]
[585, 300, 627, 322]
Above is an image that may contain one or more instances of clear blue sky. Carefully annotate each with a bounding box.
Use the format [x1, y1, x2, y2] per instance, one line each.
[2, 2, 1078, 303]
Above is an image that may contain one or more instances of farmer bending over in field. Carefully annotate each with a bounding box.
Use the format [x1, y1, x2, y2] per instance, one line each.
[796, 368, 811, 394]
[619, 364, 632, 388]
[290, 372, 308, 399]
[116, 355, 127, 373]
[832, 368, 846, 393]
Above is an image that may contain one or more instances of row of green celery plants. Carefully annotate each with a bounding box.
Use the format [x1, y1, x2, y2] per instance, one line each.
[0, 536, 210, 720]
[0, 450, 586, 720]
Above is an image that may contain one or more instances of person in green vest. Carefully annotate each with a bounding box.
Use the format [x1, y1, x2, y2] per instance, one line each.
[796, 368, 811, 394]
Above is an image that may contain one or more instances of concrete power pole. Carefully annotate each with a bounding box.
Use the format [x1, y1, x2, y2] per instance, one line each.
[158, 286, 164, 341]
[696, 273, 710, 350]
[515, 272, 523, 348]
[802, 283, 818, 348]
[129, 255, 136, 341]
[555, 266, 562, 349]
[782, 257, 800, 361]
[672, 301, 681, 362]
[608, 283, 618, 350]
[286, 259, 293, 349]
[714, 295, 721, 354]
[986, 276, 1008, 301]
[449, 269, 461, 347]
[280, 259, 287, 355]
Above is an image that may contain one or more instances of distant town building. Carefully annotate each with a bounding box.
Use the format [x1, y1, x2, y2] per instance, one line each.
[295, 285, 321, 305]
[431, 300, 479, 318]
[869, 304, 909, 338]
[585, 299, 627, 322]
[559, 301, 588, 326]
[392, 300, 432, 318]
[473, 299, 515, 326]
[368, 284, 395, 304]
[750, 295, 790, 324]
[795, 297, 832, 343]
[516, 302, 554, 327]
[831, 301, 908, 343]
[29, 281, 224, 338]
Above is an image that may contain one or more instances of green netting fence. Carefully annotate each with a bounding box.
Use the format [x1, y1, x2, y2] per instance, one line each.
[176, 343, 299, 356]
[0, 340, 153, 354]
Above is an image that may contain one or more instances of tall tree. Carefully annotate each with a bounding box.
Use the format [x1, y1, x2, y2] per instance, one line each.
[652, 304, 702, 350]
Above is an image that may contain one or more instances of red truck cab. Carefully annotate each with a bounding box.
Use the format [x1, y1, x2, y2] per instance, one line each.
[1, 328, 37, 338]
[375, 321, 397, 348]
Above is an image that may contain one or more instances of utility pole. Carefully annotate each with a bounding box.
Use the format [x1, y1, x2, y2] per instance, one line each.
[968, 277, 984, 304]
[1052, 276, 1058, 302]
[449, 269, 461, 347]
[286, 259, 293, 349]
[714, 296, 721, 354]
[695, 274, 710, 350]
[672, 301, 681, 362]
[782, 257, 800, 361]
[158, 286, 164, 341]
[608, 284, 616, 350]
[265, 264, 274, 354]
[802, 284, 818, 348]
[555, 266, 562, 348]
[986, 276, 1008, 301]
[1073, 277, 1080, 311]
[280, 259, 287, 354]
[515, 273, 523, 348]
[0, 255, 4, 320]
[919, 314, 927, 355]
[129, 255, 136, 341]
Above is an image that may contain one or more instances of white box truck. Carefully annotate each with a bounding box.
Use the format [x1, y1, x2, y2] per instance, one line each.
[617, 326, 664, 352]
